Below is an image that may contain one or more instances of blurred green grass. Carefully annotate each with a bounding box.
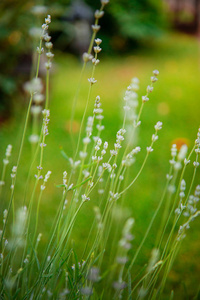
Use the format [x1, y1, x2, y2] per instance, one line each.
[0, 32, 200, 298]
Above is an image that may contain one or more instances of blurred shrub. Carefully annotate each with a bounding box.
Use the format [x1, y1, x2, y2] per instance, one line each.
[86, 0, 164, 52]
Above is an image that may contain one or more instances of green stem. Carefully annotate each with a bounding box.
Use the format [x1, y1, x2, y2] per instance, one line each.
[119, 153, 149, 196]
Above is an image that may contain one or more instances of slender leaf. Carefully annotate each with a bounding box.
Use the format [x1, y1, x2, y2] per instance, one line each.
[169, 290, 174, 300]
[60, 147, 70, 162]
[128, 270, 132, 300]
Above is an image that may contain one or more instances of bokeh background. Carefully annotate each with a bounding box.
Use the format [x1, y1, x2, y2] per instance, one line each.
[0, 0, 200, 298]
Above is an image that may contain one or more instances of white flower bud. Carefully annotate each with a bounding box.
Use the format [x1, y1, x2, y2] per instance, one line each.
[88, 78, 97, 84]
[142, 96, 149, 103]
[83, 52, 93, 62]
[91, 25, 101, 33]
[154, 121, 162, 131]
[93, 46, 102, 53]
[151, 76, 158, 83]
[147, 85, 153, 93]
[146, 146, 153, 153]
[178, 145, 188, 161]
[153, 70, 159, 76]
[95, 38, 102, 45]
[45, 42, 53, 49]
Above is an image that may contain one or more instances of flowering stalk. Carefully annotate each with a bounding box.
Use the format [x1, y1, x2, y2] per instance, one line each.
[0, 15, 52, 250]
[156, 142, 196, 251]
[0, 145, 12, 197]
[74, 39, 102, 164]
[148, 133, 200, 296]
[70, 1, 109, 145]
[119, 122, 162, 197]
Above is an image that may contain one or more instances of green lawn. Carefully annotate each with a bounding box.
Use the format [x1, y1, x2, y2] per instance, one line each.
[0, 32, 200, 298]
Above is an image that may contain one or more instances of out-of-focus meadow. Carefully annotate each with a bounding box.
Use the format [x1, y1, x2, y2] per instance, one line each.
[0, 0, 200, 298]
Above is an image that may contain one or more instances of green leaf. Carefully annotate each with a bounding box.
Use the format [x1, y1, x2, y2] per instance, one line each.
[13, 288, 21, 299]
[70, 177, 92, 190]
[32, 248, 41, 272]
[83, 162, 97, 168]
[73, 249, 80, 282]
[56, 177, 92, 189]
[56, 184, 66, 188]
[169, 290, 174, 300]
[128, 270, 132, 300]
[60, 147, 70, 162]
[194, 288, 200, 300]
[42, 273, 53, 278]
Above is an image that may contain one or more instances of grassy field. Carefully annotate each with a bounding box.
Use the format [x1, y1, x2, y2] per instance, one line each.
[0, 32, 200, 298]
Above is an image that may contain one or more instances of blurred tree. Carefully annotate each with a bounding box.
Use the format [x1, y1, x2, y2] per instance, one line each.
[0, 0, 46, 120]
[0, 0, 164, 118]
[48, 0, 164, 53]
[86, 0, 164, 52]
[164, 0, 200, 34]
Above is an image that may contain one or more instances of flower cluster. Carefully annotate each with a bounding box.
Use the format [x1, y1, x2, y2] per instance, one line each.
[109, 191, 120, 201]
[68, 158, 81, 172]
[41, 109, 50, 145]
[40, 171, 52, 190]
[122, 146, 141, 167]
[169, 144, 177, 165]
[86, 116, 94, 138]
[80, 116, 94, 160]
[93, 96, 104, 124]
[2, 144, 12, 167]
[32, 79, 44, 107]
[113, 218, 134, 293]
[94, 205, 103, 227]
[175, 182, 200, 242]
[141, 70, 159, 104]
[90, 96, 105, 152]
[175, 180, 186, 215]
[102, 162, 112, 171]
[179, 179, 186, 199]
[193, 127, 200, 168]
[9, 206, 27, 248]
[177, 210, 200, 241]
[91, 1, 108, 35]
[183, 185, 200, 217]
[63, 171, 68, 187]
[24, 77, 44, 144]
[81, 194, 90, 202]
[24, 77, 43, 95]
[88, 39, 102, 85]
[110, 129, 126, 157]
[92, 138, 106, 163]
[42, 16, 54, 70]
[3, 209, 8, 224]
[82, 52, 93, 63]
[10, 166, 17, 190]
[41, 15, 51, 31]
[123, 77, 140, 133]
[148, 249, 161, 275]
[170, 143, 188, 171]
[146, 121, 162, 154]
[87, 267, 100, 282]
[61, 171, 73, 192]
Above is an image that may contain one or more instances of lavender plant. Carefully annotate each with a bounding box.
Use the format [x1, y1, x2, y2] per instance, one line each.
[0, 1, 199, 299]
